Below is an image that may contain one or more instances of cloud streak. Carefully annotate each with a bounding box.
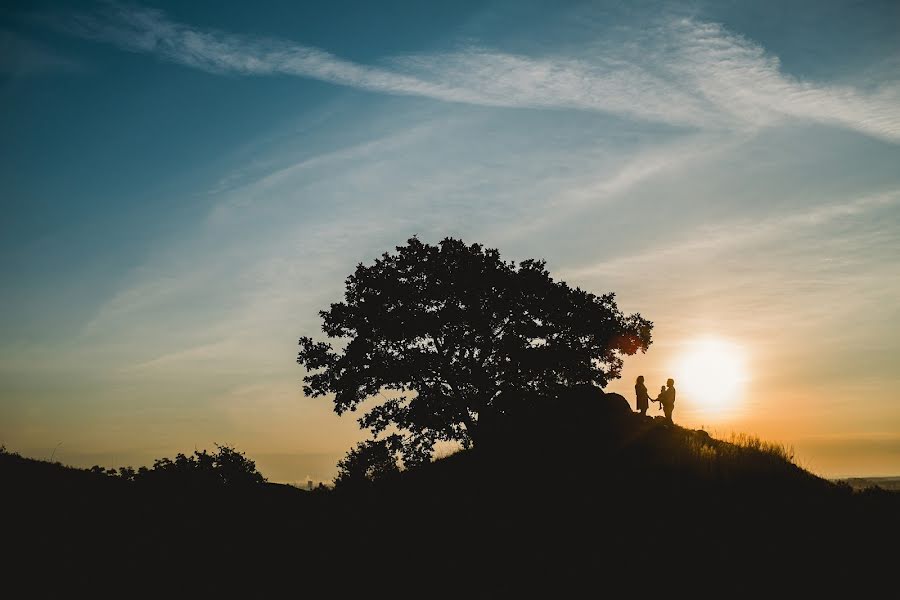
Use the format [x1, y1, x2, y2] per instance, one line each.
[559, 189, 900, 281]
[63, 4, 488, 104]
[663, 20, 900, 142]
[60, 4, 900, 142]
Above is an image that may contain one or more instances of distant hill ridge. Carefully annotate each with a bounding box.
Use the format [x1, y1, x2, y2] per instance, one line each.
[835, 475, 900, 491]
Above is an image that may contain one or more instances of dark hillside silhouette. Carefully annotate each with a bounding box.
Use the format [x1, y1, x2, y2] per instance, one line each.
[3, 405, 899, 597]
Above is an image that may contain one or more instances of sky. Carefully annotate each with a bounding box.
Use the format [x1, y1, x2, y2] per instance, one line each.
[2, 0, 899, 483]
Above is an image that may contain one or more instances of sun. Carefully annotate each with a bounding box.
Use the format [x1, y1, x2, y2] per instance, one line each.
[673, 338, 749, 416]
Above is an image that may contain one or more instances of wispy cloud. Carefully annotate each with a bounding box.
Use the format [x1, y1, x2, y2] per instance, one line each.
[207, 120, 445, 218]
[662, 19, 900, 142]
[393, 47, 718, 128]
[58, 4, 900, 142]
[560, 189, 900, 281]
[122, 339, 239, 373]
[491, 132, 741, 244]
[61, 4, 486, 104]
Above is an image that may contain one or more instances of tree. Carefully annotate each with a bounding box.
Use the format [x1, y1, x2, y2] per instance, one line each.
[297, 237, 652, 466]
[333, 436, 402, 489]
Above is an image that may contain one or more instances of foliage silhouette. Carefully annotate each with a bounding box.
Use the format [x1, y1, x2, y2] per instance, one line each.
[297, 236, 653, 466]
[90, 443, 265, 488]
[334, 436, 402, 489]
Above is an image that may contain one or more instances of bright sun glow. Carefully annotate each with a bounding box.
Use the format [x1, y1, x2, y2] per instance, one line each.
[674, 338, 749, 416]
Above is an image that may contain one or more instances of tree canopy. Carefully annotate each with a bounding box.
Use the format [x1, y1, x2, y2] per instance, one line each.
[297, 237, 652, 466]
[333, 437, 403, 489]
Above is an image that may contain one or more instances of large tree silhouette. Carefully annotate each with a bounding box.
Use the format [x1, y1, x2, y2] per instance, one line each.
[297, 237, 652, 465]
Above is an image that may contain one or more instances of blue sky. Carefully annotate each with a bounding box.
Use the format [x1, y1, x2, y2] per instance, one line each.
[2, 0, 899, 482]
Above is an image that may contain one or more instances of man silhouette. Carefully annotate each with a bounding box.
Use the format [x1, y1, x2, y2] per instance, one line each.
[660, 378, 676, 425]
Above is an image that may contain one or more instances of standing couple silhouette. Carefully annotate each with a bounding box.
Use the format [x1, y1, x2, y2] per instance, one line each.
[634, 376, 676, 424]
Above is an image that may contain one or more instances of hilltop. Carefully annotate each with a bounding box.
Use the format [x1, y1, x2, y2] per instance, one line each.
[2, 389, 898, 597]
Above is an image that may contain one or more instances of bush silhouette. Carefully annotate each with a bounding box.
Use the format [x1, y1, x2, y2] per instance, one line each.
[89, 444, 265, 488]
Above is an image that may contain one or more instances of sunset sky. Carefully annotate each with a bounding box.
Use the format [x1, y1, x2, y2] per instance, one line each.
[2, 0, 899, 483]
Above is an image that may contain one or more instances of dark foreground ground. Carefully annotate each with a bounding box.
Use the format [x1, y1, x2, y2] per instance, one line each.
[3, 395, 898, 598]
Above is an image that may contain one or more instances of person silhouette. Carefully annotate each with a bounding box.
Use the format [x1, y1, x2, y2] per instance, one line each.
[659, 378, 676, 425]
[634, 375, 651, 416]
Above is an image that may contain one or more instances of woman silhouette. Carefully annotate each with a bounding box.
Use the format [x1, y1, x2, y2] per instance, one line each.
[634, 375, 651, 416]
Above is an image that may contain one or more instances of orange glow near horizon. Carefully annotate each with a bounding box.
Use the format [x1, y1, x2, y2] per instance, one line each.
[672, 337, 750, 419]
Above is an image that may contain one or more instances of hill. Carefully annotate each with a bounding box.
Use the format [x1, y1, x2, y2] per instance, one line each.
[2, 390, 898, 598]
[835, 476, 900, 492]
